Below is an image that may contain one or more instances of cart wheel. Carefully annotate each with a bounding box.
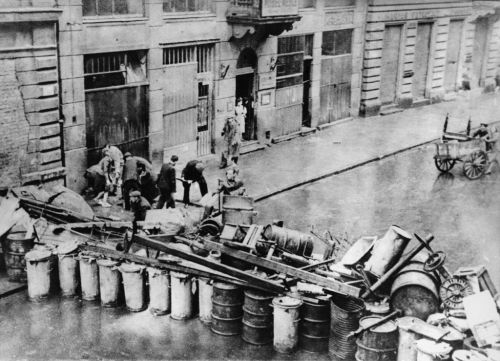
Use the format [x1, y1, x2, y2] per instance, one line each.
[463, 151, 488, 180]
[434, 158, 456, 172]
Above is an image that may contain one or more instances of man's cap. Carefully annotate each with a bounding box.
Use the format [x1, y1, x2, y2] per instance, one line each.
[481, 123, 488, 126]
[124, 152, 132, 158]
[129, 190, 141, 197]
[170, 155, 179, 162]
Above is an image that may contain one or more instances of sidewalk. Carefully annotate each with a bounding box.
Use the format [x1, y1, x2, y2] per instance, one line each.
[197, 91, 500, 203]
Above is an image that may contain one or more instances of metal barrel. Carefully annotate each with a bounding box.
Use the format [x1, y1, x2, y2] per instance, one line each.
[170, 272, 193, 320]
[300, 299, 330, 353]
[147, 267, 170, 316]
[397, 317, 422, 361]
[57, 242, 79, 297]
[198, 277, 213, 324]
[329, 295, 365, 361]
[25, 249, 53, 301]
[79, 253, 99, 301]
[119, 263, 146, 312]
[390, 261, 440, 321]
[211, 282, 243, 336]
[355, 316, 398, 361]
[273, 296, 302, 353]
[2, 231, 35, 283]
[263, 225, 314, 257]
[242, 290, 274, 345]
[97, 259, 121, 308]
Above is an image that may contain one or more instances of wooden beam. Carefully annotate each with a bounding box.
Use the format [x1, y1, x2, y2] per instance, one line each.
[176, 236, 361, 297]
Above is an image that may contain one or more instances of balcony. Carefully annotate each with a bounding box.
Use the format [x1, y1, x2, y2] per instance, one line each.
[227, 0, 301, 39]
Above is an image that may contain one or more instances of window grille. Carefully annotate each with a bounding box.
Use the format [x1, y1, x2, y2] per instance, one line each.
[276, 36, 305, 89]
[163, 44, 214, 73]
[322, 29, 352, 56]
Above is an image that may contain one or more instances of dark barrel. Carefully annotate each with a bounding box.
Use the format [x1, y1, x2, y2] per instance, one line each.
[2, 231, 35, 282]
[329, 295, 365, 361]
[355, 316, 398, 361]
[211, 282, 243, 336]
[300, 299, 330, 353]
[242, 289, 274, 345]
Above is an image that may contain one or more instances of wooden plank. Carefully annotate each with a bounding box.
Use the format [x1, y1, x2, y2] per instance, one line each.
[132, 234, 285, 294]
[177, 236, 360, 297]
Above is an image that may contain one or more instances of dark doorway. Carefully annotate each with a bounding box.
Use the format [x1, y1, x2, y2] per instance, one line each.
[236, 73, 255, 141]
[302, 59, 312, 127]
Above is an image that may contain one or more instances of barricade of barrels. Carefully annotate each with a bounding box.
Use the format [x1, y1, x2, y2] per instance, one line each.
[23, 244, 397, 359]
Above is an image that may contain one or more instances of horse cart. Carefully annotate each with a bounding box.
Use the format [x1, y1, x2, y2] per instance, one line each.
[434, 116, 489, 180]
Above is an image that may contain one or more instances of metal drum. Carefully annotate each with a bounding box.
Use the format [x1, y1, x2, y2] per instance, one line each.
[242, 289, 274, 345]
[300, 299, 330, 353]
[355, 316, 398, 361]
[390, 261, 440, 321]
[2, 231, 35, 282]
[57, 242, 79, 297]
[25, 249, 53, 301]
[329, 295, 365, 361]
[97, 259, 121, 308]
[211, 282, 243, 336]
[273, 296, 302, 353]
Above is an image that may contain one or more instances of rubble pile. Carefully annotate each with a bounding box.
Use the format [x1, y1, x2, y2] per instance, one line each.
[1, 187, 499, 360]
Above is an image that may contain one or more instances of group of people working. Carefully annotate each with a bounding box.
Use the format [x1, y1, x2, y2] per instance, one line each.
[472, 122, 499, 174]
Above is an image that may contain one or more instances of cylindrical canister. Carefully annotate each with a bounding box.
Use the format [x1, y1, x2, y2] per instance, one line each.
[300, 299, 330, 353]
[147, 267, 170, 316]
[25, 249, 53, 301]
[79, 253, 99, 301]
[242, 289, 274, 345]
[97, 259, 121, 307]
[397, 317, 423, 361]
[3, 231, 35, 282]
[272, 296, 302, 353]
[170, 271, 193, 320]
[120, 263, 146, 312]
[57, 242, 79, 297]
[211, 282, 243, 336]
[198, 277, 213, 324]
[355, 316, 398, 361]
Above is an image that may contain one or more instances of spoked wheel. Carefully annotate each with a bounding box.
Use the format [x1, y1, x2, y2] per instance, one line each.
[434, 157, 456, 172]
[463, 151, 488, 180]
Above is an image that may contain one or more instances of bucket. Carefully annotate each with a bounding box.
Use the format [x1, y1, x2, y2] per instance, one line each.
[329, 295, 365, 361]
[415, 339, 452, 361]
[170, 271, 193, 320]
[147, 267, 170, 316]
[97, 259, 121, 307]
[390, 261, 440, 320]
[78, 253, 99, 301]
[3, 231, 35, 282]
[355, 316, 398, 361]
[25, 249, 52, 301]
[120, 263, 146, 312]
[57, 242, 79, 297]
[272, 296, 302, 353]
[198, 277, 213, 324]
[300, 299, 330, 353]
[211, 282, 243, 336]
[242, 289, 273, 345]
[397, 317, 422, 361]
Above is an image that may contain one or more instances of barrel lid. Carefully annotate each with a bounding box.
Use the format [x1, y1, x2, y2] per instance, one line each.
[441, 326, 466, 342]
[359, 316, 397, 333]
[57, 242, 79, 255]
[96, 259, 119, 267]
[365, 301, 390, 315]
[415, 339, 452, 357]
[273, 296, 302, 308]
[244, 289, 273, 300]
[452, 350, 488, 361]
[120, 263, 144, 273]
[213, 282, 239, 290]
[147, 267, 168, 275]
[170, 271, 189, 279]
[390, 225, 412, 240]
[25, 249, 52, 262]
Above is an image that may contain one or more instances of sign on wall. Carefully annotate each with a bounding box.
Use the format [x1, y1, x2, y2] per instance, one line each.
[261, 0, 298, 17]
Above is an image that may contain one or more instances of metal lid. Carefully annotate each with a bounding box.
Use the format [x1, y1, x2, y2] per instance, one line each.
[96, 259, 119, 267]
[213, 282, 240, 290]
[57, 242, 79, 255]
[170, 271, 189, 279]
[415, 339, 452, 357]
[147, 267, 168, 275]
[272, 296, 302, 308]
[244, 289, 273, 300]
[25, 249, 52, 262]
[359, 316, 397, 333]
[120, 263, 144, 273]
[452, 350, 488, 361]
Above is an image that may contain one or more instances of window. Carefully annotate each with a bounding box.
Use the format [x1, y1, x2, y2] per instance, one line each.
[324, 0, 354, 7]
[276, 36, 304, 89]
[163, 44, 214, 73]
[322, 29, 352, 56]
[299, 0, 315, 8]
[83, 0, 144, 16]
[163, 0, 213, 12]
[84, 51, 147, 90]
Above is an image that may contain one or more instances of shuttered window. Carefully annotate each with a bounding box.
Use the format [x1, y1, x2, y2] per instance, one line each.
[83, 0, 144, 16]
[322, 29, 352, 56]
[276, 36, 304, 89]
[163, 44, 214, 73]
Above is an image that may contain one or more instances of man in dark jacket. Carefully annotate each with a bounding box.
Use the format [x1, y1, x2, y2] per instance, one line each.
[181, 159, 208, 205]
[156, 155, 178, 209]
[122, 152, 139, 210]
[129, 190, 151, 222]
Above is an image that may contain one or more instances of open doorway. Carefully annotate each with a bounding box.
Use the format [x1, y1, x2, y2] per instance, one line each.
[236, 48, 257, 141]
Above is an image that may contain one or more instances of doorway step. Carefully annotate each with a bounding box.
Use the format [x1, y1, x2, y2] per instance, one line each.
[411, 98, 431, 108]
[379, 104, 403, 116]
[240, 140, 265, 155]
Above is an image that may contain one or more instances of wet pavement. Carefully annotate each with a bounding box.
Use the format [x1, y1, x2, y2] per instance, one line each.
[257, 145, 500, 285]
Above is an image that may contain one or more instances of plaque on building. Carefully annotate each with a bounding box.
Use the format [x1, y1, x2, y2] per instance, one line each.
[259, 73, 276, 90]
[324, 11, 354, 26]
[261, 0, 299, 17]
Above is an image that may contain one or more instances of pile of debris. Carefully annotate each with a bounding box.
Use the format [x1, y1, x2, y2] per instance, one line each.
[1, 186, 499, 360]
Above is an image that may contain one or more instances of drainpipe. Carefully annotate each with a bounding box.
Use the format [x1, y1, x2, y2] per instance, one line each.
[55, 20, 67, 187]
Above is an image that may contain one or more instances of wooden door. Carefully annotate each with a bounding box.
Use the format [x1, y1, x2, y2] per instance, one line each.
[444, 20, 463, 92]
[162, 63, 197, 148]
[473, 18, 488, 87]
[197, 83, 211, 156]
[302, 59, 312, 127]
[380, 25, 402, 104]
[412, 23, 432, 99]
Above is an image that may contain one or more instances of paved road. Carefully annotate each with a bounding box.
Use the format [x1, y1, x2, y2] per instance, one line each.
[257, 144, 500, 285]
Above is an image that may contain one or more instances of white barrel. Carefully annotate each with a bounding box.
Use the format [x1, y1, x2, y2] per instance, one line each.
[57, 242, 79, 297]
[272, 296, 302, 353]
[397, 317, 422, 361]
[25, 249, 53, 301]
[170, 271, 193, 320]
[415, 339, 453, 361]
[147, 267, 170, 316]
[97, 259, 121, 307]
[120, 263, 146, 312]
[79, 253, 99, 301]
[198, 277, 213, 324]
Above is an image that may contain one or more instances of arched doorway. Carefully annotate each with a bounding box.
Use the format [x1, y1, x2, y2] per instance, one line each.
[236, 48, 257, 141]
